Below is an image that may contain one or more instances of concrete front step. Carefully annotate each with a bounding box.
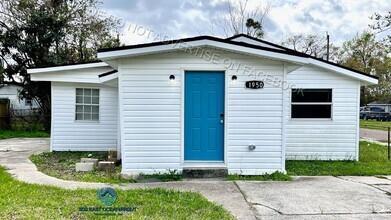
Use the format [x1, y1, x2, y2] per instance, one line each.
[182, 168, 228, 178]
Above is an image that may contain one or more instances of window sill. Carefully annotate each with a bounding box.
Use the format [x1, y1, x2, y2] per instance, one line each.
[289, 118, 333, 121]
[74, 120, 100, 123]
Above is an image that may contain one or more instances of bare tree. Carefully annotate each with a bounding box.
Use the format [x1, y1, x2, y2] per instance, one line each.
[211, 0, 271, 38]
[281, 34, 340, 61]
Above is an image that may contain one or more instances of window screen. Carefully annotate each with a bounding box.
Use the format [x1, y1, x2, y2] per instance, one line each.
[75, 88, 99, 121]
[291, 89, 332, 119]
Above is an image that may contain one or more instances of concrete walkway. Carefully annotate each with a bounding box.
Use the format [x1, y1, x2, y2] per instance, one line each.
[1, 138, 391, 219]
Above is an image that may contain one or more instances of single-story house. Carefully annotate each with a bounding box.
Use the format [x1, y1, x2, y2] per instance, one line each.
[367, 100, 391, 113]
[0, 84, 39, 110]
[28, 34, 378, 175]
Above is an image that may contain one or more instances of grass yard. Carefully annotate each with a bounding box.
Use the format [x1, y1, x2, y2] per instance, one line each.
[287, 141, 391, 176]
[360, 119, 391, 131]
[228, 171, 291, 181]
[30, 151, 182, 184]
[0, 130, 49, 139]
[0, 166, 234, 219]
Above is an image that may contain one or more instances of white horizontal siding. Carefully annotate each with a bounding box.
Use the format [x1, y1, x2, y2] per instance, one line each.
[120, 68, 182, 174]
[51, 82, 118, 151]
[228, 63, 283, 174]
[285, 65, 360, 160]
[120, 50, 284, 175]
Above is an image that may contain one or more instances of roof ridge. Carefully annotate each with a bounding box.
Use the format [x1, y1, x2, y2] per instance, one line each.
[226, 34, 292, 51]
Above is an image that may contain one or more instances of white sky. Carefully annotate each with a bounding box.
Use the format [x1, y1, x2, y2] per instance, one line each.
[101, 0, 391, 46]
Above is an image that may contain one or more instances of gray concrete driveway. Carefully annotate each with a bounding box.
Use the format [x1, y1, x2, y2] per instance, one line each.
[1, 138, 391, 219]
[238, 176, 391, 219]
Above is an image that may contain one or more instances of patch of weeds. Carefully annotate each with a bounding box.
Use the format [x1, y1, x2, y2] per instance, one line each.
[29, 152, 184, 184]
[141, 170, 183, 182]
[29, 151, 137, 184]
[227, 171, 291, 181]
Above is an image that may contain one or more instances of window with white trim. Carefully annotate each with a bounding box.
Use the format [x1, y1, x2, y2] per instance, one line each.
[291, 89, 332, 119]
[75, 88, 99, 121]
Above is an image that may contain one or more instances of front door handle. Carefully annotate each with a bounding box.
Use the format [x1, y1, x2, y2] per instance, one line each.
[220, 120, 224, 124]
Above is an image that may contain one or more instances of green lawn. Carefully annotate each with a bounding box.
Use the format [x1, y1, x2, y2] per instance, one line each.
[0, 130, 50, 139]
[30, 151, 182, 184]
[287, 141, 391, 176]
[0, 166, 233, 220]
[228, 171, 291, 181]
[360, 120, 391, 131]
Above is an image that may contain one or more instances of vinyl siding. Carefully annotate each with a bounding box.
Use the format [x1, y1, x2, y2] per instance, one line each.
[227, 70, 283, 175]
[119, 50, 284, 175]
[285, 66, 360, 160]
[51, 82, 118, 151]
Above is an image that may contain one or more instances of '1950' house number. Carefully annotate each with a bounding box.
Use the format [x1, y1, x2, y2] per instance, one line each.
[245, 80, 264, 89]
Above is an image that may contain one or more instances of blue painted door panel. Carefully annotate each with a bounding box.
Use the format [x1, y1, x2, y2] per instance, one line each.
[185, 71, 225, 161]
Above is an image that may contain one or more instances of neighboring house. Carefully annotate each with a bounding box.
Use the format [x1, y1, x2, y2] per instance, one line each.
[367, 100, 391, 113]
[0, 84, 39, 110]
[28, 34, 378, 175]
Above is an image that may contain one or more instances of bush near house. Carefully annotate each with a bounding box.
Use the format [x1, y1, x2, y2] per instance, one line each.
[0, 166, 234, 219]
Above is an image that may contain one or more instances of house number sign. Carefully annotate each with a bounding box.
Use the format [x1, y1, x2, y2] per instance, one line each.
[245, 80, 264, 89]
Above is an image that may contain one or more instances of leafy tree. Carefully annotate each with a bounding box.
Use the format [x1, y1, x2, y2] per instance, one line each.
[245, 18, 264, 39]
[339, 31, 390, 105]
[0, 0, 120, 130]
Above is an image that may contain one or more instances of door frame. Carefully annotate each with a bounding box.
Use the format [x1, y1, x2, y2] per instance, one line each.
[180, 68, 228, 167]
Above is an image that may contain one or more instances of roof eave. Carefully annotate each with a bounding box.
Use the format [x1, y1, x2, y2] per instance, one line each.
[308, 59, 378, 85]
[99, 72, 118, 83]
[27, 62, 108, 74]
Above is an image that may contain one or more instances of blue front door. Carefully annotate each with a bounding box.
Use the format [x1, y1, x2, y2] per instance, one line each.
[185, 71, 225, 161]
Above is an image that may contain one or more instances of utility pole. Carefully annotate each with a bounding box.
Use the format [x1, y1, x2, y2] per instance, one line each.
[326, 32, 330, 61]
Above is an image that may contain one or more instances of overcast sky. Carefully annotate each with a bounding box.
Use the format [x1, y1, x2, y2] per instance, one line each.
[101, 0, 391, 46]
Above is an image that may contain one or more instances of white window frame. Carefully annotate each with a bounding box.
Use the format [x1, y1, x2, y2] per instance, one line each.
[290, 88, 333, 120]
[75, 88, 100, 122]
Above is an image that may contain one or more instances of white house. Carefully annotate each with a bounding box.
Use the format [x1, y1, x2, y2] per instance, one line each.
[367, 100, 391, 113]
[28, 34, 378, 175]
[0, 84, 39, 110]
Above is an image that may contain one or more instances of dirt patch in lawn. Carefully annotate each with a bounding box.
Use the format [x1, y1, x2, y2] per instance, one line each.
[29, 151, 182, 184]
